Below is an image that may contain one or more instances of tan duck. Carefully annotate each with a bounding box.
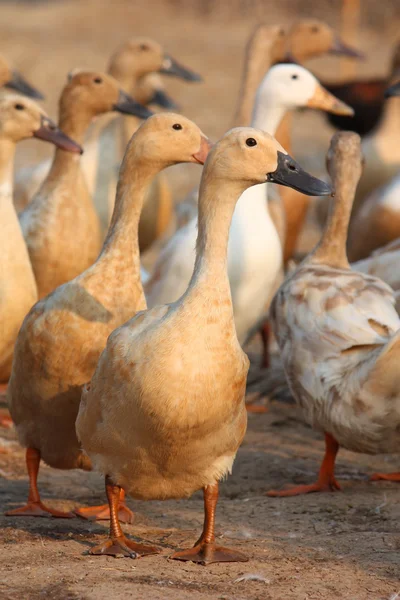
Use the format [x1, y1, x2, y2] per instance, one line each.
[0, 94, 81, 384]
[268, 131, 400, 497]
[7, 113, 210, 521]
[0, 53, 43, 99]
[75, 127, 330, 563]
[19, 70, 151, 300]
[348, 80, 400, 260]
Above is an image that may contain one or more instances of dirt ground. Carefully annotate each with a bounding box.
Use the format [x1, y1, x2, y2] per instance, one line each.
[1, 0, 400, 598]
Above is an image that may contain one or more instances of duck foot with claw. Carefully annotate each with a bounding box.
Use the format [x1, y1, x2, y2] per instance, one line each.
[88, 476, 160, 558]
[267, 433, 342, 497]
[370, 472, 400, 482]
[75, 489, 134, 523]
[5, 447, 74, 518]
[170, 483, 248, 565]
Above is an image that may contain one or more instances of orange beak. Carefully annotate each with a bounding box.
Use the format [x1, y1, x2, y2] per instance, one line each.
[192, 136, 213, 164]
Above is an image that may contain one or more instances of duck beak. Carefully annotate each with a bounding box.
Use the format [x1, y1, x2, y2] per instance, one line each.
[267, 151, 333, 196]
[385, 80, 400, 98]
[150, 89, 179, 110]
[192, 136, 213, 164]
[329, 37, 365, 59]
[113, 90, 153, 119]
[307, 84, 354, 116]
[160, 55, 202, 82]
[5, 69, 44, 100]
[33, 116, 83, 154]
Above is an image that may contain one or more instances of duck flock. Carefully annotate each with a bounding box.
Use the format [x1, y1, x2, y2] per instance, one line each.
[1, 18, 400, 565]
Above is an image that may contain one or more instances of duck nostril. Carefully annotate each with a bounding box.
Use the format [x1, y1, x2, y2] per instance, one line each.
[288, 163, 296, 171]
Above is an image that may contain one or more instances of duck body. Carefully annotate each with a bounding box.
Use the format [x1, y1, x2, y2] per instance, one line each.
[272, 264, 400, 455]
[19, 159, 101, 299]
[348, 174, 400, 260]
[8, 250, 143, 469]
[78, 292, 248, 500]
[0, 184, 37, 380]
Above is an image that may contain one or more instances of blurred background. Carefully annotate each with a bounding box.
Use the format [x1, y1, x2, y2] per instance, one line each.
[2, 0, 400, 197]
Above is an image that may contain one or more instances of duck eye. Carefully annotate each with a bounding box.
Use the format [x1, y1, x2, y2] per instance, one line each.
[172, 123, 182, 130]
[93, 77, 103, 84]
[246, 137, 257, 147]
[291, 74, 298, 80]
[140, 44, 149, 51]
[15, 103, 24, 110]
[311, 26, 319, 33]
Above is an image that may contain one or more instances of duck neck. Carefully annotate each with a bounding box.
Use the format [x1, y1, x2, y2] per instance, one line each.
[99, 156, 156, 268]
[310, 176, 353, 270]
[252, 92, 286, 136]
[0, 138, 16, 201]
[232, 32, 277, 127]
[49, 108, 92, 176]
[187, 175, 245, 299]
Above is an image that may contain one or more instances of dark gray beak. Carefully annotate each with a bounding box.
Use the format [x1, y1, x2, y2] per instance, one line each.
[385, 80, 400, 98]
[33, 115, 83, 154]
[113, 90, 153, 119]
[5, 69, 44, 100]
[267, 151, 333, 196]
[329, 37, 365, 60]
[160, 54, 202, 82]
[150, 88, 179, 110]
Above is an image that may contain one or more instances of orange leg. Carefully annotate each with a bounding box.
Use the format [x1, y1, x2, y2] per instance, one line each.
[75, 488, 134, 524]
[370, 472, 400, 482]
[170, 483, 248, 565]
[5, 448, 74, 518]
[89, 476, 160, 558]
[267, 433, 342, 497]
[260, 321, 270, 369]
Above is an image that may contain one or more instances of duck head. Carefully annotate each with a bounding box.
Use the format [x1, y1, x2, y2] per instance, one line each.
[127, 112, 212, 167]
[206, 127, 332, 197]
[286, 19, 364, 62]
[109, 37, 202, 87]
[63, 70, 153, 120]
[0, 94, 81, 152]
[0, 54, 44, 99]
[258, 63, 354, 116]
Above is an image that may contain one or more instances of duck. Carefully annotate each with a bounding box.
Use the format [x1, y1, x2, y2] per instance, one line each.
[0, 53, 44, 99]
[0, 94, 81, 384]
[7, 113, 211, 521]
[347, 80, 400, 261]
[267, 131, 400, 497]
[145, 62, 350, 347]
[75, 127, 331, 563]
[19, 70, 152, 300]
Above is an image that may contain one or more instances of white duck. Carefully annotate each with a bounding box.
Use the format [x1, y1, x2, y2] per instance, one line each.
[268, 131, 400, 497]
[145, 63, 350, 344]
[76, 127, 331, 562]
